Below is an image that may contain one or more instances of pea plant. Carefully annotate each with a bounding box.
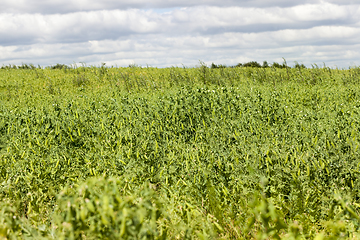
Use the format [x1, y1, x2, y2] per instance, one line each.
[0, 65, 359, 239]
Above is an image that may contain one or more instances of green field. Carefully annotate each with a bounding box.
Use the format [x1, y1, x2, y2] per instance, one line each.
[0, 64, 360, 239]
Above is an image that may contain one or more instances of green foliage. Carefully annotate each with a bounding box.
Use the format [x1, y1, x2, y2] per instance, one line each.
[294, 62, 306, 69]
[271, 62, 288, 69]
[49, 64, 70, 70]
[211, 63, 227, 69]
[53, 177, 167, 240]
[0, 201, 23, 239]
[242, 61, 262, 68]
[0, 64, 360, 239]
[235, 60, 290, 69]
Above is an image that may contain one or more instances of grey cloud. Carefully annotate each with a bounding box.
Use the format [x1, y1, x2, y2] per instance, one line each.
[0, 2, 360, 68]
[0, 10, 165, 46]
[196, 19, 351, 35]
[1, 4, 358, 47]
[326, 0, 359, 5]
[3, 24, 359, 66]
[2, 35, 359, 68]
[0, 0, 352, 14]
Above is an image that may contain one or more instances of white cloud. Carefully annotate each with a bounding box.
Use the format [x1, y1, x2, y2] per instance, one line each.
[1, 0, 320, 14]
[2, 4, 359, 45]
[0, 1, 360, 67]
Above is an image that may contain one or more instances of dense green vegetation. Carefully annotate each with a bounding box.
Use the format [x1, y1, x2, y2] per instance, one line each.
[0, 64, 360, 239]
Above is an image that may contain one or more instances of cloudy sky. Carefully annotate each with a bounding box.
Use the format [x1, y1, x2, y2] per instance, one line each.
[1, 0, 359, 68]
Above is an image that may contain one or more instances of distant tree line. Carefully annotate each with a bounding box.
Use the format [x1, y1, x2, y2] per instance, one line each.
[0, 63, 40, 70]
[211, 61, 307, 69]
[1, 61, 307, 70]
[0, 63, 69, 70]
